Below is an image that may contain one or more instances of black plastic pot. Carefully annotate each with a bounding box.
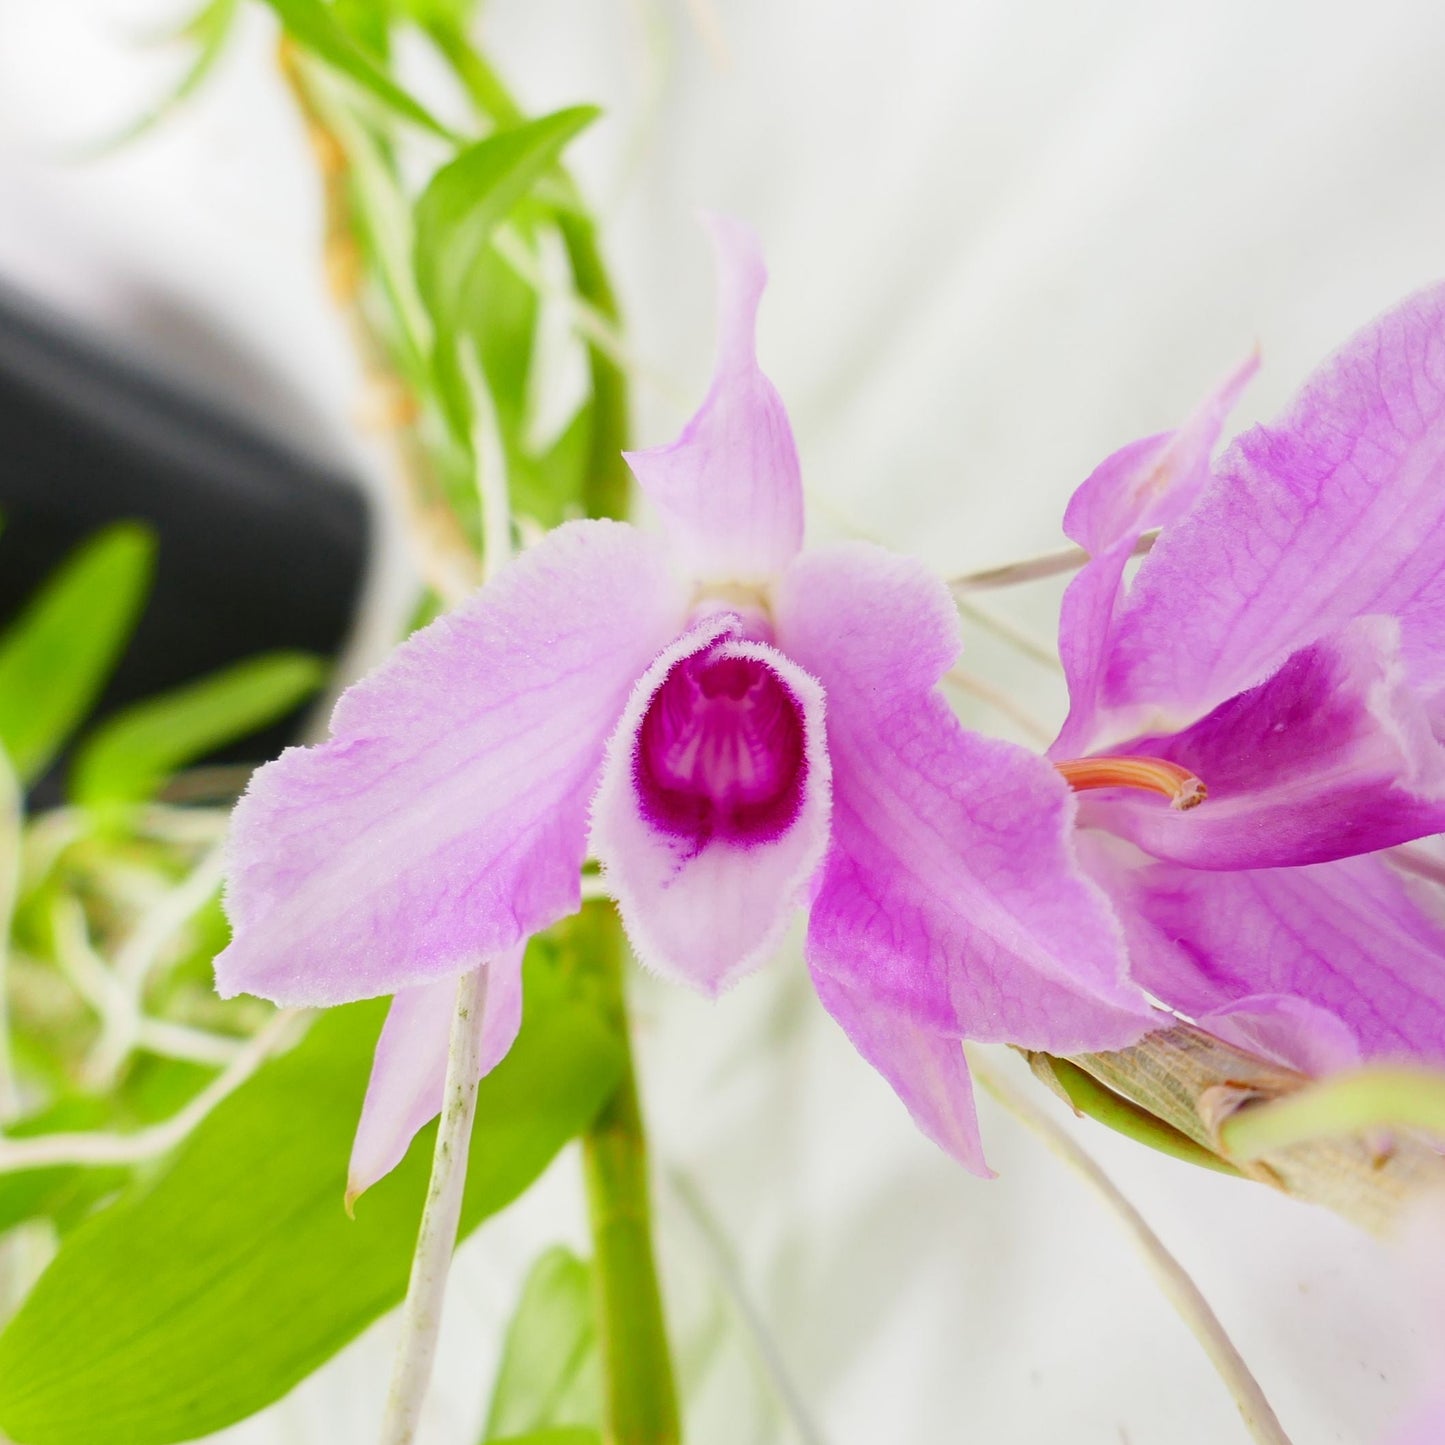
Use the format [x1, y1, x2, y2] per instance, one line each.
[0, 282, 370, 805]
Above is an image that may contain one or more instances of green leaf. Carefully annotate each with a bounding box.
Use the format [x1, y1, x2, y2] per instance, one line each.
[413, 107, 599, 436]
[69, 651, 326, 807]
[0, 1102, 128, 1238]
[469, 238, 539, 431]
[0, 1061, 217, 1237]
[0, 951, 622, 1445]
[97, 0, 239, 152]
[0, 523, 155, 782]
[1218, 1064, 1445, 1160]
[259, 0, 455, 139]
[490, 1432, 601, 1445]
[510, 404, 592, 529]
[330, 0, 392, 58]
[313, 74, 433, 386]
[1034, 1055, 1241, 1177]
[482, 1247, 599, 1442]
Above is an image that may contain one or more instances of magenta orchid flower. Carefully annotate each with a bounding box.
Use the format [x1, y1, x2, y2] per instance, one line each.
[215, 217, 1158, 1195]
[1048, 283, 1445, 1076]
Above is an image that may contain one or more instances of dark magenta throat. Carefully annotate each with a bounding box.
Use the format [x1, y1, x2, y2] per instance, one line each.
[635, 646, 808, 846]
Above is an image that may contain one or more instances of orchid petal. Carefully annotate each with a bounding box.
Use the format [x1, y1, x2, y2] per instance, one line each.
[1102, 283, 1445, 734]
[776, 542, 1156, 1067]
[1195, 996, 1362, 1077]
[217, 520, 687, 1005]
[1054, 354, 1257, 756]
[811, 969, 990, 1174]
[1081, 834, 1445, 1067]
[1078, 616, 1445, 869]
[624, 215, 803, 586]
[590, 619, 831, 994]
[1384, 1394, 1445, 1445]
[1065, 352, 1259, 556]
[347, 947, 525, 1201]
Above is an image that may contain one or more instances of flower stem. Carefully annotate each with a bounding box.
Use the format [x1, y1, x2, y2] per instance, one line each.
[0, 1008, 304, 1172]
[378, 966, 488, 1445]
[420, 22, 632, 527]
[420, 39, 671, 1435]
[968, 1047, 1294, 1445]
[667, 1167, 824, 1445]
[949, 529, 1159, 591]
[577, 905, 680, 1445]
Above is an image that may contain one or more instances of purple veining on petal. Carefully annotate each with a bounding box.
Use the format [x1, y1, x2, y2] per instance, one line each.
[634, 643, 808, 850]
[1078, 616, 1445, 870]
[1053, 353, 1258, 758]
[1102, 281, 1445, 725]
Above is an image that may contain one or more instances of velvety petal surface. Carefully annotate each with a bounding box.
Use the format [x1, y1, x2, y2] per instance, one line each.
[590, 618, 831, 994]
[623, 215, 804, 586]
[1054, 356, 1256, 756]
[217, 520, 687, 1005]
[776, 542, 1156, 1132]
[347, 947, 525, 1201]
[1078, 616, 1445, 868]
[1101, 283, 1445, 733]
[1080, 833, 1445, 1065]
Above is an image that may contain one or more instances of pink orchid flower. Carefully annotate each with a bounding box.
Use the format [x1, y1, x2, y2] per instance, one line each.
[216, 218, 1156, 1195]
[1047, 284, 1445, 1076]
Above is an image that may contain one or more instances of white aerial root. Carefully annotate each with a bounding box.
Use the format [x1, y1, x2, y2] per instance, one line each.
[377, 965, 488, 1445]
[954, 594, 1063, 672]
[0, 1008, 305, 1172]
[943, 667, 1055, 744]
[50, 842, 230, 1088]
[950, 530, 1158, 591]
[463, 346, 514, 587]
[668, 1168, 828, 1445]
[966, 1048, 1294, 1445]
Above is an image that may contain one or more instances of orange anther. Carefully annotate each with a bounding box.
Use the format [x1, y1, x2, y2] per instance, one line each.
[1054, 755, 1206, 811]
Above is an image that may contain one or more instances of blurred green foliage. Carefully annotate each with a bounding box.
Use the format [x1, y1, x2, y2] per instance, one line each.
[0, 950, 621, 1444]
[70, 651, 325, 810]
[482, 1246, 601, 1442]
[0, 523, 154, 784]
[0, 4, 642, 1442]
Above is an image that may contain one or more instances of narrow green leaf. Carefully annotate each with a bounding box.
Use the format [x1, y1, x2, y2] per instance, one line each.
[0, 1102, 128, 1237]
[510, 404, 592, 529]
[97, 0, 239, 152]
[0, 523, 155, 782]
[1035, 1055, 1241, 1177]
[483, 1247, 599, 1442]
[0, 1060, 217, 1237]
[1219, 1065, 1445, 1160]
[490, 1432, 600, 1445]
[69, 651, 326, 806]
[0, 951, 622, 1445]
[469, 239, 539, 429]
[330, 0, 392, 58]
[413, 107, 599, 435]
[310, 69, 433, 386]
[399, 0, 480, 31]
[259, 0, 455, 139]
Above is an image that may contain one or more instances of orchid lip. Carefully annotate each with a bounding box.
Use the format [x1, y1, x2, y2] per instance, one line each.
[633, 641, 808, 847]
[1054, 755, 1208, 810]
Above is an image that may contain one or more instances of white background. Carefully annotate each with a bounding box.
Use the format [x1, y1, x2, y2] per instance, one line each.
[2, 2, 1444, 1441]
